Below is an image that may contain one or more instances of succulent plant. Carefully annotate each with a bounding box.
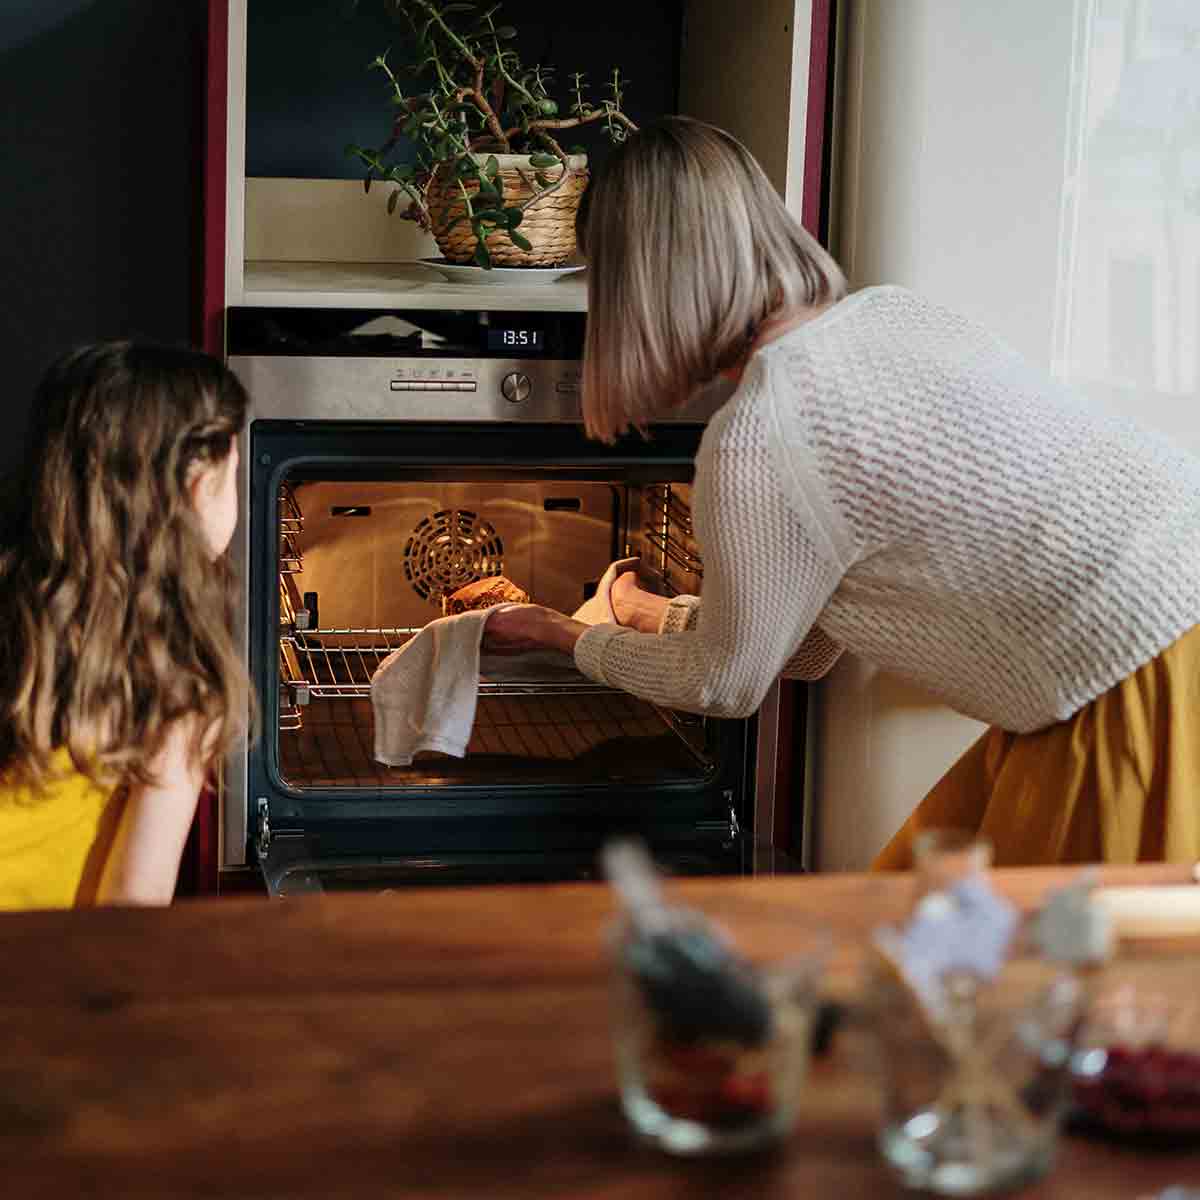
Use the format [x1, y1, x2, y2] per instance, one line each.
[347, 0, 637, 267]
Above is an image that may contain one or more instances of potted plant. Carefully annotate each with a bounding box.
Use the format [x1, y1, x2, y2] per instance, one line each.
[347, 0, 637, 269]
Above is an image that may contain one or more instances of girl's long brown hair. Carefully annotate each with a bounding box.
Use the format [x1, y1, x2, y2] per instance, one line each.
[0, 341, 251, 790]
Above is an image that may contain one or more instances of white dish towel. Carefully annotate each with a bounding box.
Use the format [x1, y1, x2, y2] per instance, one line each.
[371, 608, 503, 767]
[370, 563, 638, 767]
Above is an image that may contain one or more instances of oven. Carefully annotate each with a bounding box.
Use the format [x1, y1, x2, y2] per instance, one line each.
[224, 304, 805, 894]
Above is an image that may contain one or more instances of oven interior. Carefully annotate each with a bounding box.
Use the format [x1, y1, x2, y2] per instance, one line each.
[274, 471, 715, 793]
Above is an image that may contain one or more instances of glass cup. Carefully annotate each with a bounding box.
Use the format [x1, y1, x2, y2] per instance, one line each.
[870, 831, 1085, 1196]
[610, 911, 830, 1155]
[873, 963, 1083, 1195]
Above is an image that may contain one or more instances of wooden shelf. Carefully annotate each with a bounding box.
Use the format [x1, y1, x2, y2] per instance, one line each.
[241, 260, 588, 312]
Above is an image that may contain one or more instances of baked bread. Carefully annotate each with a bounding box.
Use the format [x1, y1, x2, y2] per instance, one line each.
[443, 575, 530, 615]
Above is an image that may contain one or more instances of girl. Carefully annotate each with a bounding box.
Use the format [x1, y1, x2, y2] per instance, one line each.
[483, 115, 1200, 867]
[0, 341, 250, 908]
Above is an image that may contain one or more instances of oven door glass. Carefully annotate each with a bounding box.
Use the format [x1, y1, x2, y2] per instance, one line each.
[247, 421, 753, 889]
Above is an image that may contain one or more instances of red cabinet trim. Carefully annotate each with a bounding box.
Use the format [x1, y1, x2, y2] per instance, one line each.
[801, 0, 835, 242]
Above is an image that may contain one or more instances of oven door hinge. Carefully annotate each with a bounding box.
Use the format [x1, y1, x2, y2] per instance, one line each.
[255, 797, 271, 863]
[697, 791, 741, 849]
[725, 792, 742, 847]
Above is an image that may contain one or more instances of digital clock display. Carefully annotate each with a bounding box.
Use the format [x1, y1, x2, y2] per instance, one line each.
[487, 328, 545, 352]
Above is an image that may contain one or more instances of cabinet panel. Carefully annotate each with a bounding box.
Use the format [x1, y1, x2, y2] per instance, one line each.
[680, 0, 816, 218]
[219, 0, 828, 307]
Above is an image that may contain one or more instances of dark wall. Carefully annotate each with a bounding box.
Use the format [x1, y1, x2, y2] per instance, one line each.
[247, 0, 682, 179]
[0, 0, 208, 479]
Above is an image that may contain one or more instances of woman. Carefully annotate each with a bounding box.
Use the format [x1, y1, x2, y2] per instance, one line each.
[483, 115, 1200, 867]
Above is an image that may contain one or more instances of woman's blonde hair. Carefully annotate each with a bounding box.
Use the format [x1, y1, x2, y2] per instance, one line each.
[0, 341, 252, 791]
[577, 115, 846, 442]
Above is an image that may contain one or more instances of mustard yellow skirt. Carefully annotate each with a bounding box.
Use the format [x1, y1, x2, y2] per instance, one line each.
[873, 623, 1200, 869]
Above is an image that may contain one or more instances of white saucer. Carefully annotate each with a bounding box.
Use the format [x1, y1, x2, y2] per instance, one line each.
[417, 257, 586, 285]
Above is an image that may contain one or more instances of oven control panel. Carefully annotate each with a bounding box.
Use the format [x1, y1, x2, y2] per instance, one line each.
[381, 358, 575, 416]
[231, 355, 702, 424]
[226, 306, 727, 424]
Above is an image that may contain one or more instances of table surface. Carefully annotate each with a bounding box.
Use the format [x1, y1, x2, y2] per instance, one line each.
[2, 863, 1198, 1199]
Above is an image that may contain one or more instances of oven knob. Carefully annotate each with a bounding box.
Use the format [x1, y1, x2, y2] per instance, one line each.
[501, 371, 532, 404]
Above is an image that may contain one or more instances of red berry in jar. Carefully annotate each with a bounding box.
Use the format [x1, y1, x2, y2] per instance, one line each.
[717, 1070, 773, 1113]
[1073, 1043, 1200, 1139]
[646, 1035, 776, 1129]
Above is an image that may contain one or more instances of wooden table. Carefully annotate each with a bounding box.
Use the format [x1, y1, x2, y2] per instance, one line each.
[2, 865, 1198, 1198]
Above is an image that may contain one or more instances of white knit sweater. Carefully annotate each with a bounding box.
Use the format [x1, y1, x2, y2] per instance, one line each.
[574, 286, 1200, 732]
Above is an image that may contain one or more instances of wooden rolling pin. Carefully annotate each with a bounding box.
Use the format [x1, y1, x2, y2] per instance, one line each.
[1093, 866, 1200, 938]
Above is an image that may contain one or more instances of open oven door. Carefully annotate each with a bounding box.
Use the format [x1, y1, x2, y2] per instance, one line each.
[244, 417, 783, 895]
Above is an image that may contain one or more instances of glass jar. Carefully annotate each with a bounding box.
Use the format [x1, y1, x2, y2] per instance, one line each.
[610, 911, 829, 1155]
[873, 963, 1083, 1194]
[1070, 981, 1200, 1145]
[870, 828, 1083, 1194]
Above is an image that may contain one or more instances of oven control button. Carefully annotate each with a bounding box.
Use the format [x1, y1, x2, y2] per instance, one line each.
[391, 380, 457, 392]
[501, 371, 532, 404]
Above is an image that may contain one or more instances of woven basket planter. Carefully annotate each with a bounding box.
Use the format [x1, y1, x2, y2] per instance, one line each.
[427, 153, 589, 267]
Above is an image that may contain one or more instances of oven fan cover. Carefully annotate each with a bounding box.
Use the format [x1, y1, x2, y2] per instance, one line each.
[403, 508, 506, 606]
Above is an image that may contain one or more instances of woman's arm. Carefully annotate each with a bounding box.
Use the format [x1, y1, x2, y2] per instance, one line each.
[781, 623, 844, 680]
[487, 378, 849, 713]
[94, 717, 208, 906]
[654, 591, 844, 680]
[576, 400, 844, 716]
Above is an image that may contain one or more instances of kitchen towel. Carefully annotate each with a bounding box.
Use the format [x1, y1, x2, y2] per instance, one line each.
[371, 607, 506, 767]
[371, 563, 639, 767]
[570, 557, 640, 627]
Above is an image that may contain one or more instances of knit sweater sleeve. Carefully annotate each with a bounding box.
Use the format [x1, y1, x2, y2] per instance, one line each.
[573, 369, 845, 716]
[660, 595, 844, 681]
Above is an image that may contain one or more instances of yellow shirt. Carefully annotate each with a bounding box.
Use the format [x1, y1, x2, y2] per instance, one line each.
[0, 749, 125, 910]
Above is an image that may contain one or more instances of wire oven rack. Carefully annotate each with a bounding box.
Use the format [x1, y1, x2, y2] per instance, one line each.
[277, 690, 701, 787]
[272, 481, 706, 734]
[279, 627, 616, 712]
[642, 483, 703, 596]
[279, 484, 304, 575]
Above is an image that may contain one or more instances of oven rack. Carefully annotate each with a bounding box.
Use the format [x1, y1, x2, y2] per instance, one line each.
[279, 626, 618, 708]
[642, 484, 703, 595]
[279, 485, 304, 575]
[278, 642, 305, 730]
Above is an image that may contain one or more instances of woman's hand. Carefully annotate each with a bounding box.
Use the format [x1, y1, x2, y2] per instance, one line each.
[481, 603, 588, 656]
[610, 570, 672, 633]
